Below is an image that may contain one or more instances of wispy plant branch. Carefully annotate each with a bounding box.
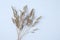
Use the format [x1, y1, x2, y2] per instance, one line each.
[12, 5, 42, 40]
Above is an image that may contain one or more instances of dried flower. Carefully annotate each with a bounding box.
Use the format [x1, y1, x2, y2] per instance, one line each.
[12, 5, 42, 40]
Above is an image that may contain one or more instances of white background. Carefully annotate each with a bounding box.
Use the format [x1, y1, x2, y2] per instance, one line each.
[0, 0, 60, 40]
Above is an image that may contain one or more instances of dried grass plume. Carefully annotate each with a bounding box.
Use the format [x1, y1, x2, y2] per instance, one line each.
[12, 5, 42, 40]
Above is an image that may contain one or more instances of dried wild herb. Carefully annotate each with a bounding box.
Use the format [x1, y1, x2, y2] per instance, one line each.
[12, 5, 42, 40]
